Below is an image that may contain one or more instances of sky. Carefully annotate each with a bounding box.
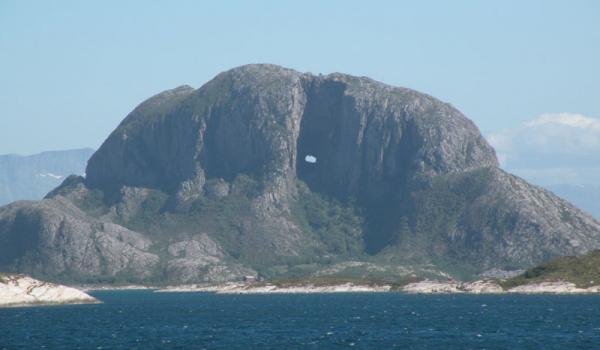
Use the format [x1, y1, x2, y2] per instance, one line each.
[1, 0, 599, 185]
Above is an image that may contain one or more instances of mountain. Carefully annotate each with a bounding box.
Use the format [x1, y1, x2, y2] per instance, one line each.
[0, 148, 94, 206]
[545, 184, 600, 220]
[1, 64, 599, 284]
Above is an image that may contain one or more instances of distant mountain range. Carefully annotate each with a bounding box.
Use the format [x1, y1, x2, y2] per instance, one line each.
[0, 148, 94, 206]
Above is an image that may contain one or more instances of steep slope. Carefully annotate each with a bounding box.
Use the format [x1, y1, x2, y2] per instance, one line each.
[0, 148, 94, 206]
[1, 64, 599, 283]
[503, 250, 600, 288]
[390, 167, 600, 274]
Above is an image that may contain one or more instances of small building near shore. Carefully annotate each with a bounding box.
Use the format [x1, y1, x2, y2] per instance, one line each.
[243, 275, 257, 283]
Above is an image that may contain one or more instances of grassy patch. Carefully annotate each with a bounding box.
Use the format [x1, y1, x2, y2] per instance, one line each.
[501, 250, 600, 288]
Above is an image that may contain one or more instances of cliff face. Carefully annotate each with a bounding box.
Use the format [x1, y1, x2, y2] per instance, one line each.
[86, 65, 497, 204]
[1, 64, 599, 283]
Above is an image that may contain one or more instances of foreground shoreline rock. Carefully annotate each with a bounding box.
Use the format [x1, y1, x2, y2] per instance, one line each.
[0, 274, 99, 307]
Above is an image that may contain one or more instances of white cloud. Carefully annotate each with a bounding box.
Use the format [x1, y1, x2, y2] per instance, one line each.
[525, 113, 600, 129]
[486, 113, 600, 186]
[304, 155, 317, 163]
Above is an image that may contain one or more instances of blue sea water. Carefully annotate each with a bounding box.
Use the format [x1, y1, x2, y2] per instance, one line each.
[1, 291, 600, 349]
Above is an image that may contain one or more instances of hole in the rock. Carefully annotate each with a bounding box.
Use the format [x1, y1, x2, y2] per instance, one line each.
[304, 155, 317, 164]
[296, 80, 348, 198]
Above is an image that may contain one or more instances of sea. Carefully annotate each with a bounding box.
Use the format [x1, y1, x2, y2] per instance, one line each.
[1, 290, 600, 349]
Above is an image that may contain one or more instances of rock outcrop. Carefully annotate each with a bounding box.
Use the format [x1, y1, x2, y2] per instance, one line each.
[1, 64, 599, 284]
[156, 282, 392, 294]
[0, 273, 98, 307]
[400, 279, 600, 294]
[401, 280, 504, 294]
[507, 282, 600, 294]
[0, 197, 160, 281]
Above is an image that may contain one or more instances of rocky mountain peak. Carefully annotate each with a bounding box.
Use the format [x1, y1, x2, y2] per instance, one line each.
[84, 64, 498, 203]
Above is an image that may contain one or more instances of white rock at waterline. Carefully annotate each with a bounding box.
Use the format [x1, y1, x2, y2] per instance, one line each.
[462, 280, 505, 294]
[156, 282, 391, 294]
[402, 280, 504, 294]
[507, 282, 600, 294]
[0, 274, 99, 307]
[401, 280, 463, 293]
[401, 279, 600, 294]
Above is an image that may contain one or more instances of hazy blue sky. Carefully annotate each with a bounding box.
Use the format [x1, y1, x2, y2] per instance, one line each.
[1, 1, 599, 184]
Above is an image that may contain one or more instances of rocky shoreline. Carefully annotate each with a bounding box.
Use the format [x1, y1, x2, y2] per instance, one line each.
[401, 280, 504, 294]
[78, 284, 154, 292]
[152, 279, 600, 295]
[0, 274, 99, 307]
[506, 282, 600, 294]
[398, 280, 600, 294]
[156, 282, 392, 294]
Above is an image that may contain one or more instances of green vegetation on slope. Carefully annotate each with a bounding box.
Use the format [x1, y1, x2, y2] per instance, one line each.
[105, 176, 369, 280]
[502, 250, 600, 288]
[53, 167, 560, 284]
[187, 176, 258, 255]
[291, 181, 364, 257]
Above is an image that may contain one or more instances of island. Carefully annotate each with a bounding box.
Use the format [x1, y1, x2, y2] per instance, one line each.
[0, 273, 99, 307]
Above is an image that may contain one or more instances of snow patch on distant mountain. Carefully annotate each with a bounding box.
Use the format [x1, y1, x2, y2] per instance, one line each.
[37, 173, 64, 180]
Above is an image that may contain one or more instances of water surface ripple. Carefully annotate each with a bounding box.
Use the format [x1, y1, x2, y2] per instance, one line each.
[1, 291, 600, 349]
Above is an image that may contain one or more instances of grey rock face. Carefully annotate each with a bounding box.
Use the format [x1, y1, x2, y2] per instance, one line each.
[86, 65, 497, 202]
[167, 234, 224, 258]
[297, 73, 498, 201]
[204, 179, 230, 199]
[82, 64, 504, 259]
[1, 64, 599, 283]
[0, 196, 159, 281]
[166, 234, 255, 283]
[85, 85, 196, 193]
